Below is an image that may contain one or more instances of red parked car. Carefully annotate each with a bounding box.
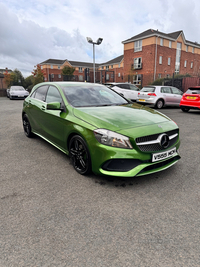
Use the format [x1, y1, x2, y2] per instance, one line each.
[180, 86, 200, 112]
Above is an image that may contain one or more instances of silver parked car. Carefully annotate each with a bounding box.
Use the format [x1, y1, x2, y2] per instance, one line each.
[136, 85, 183, 108]
[107, 83, 140, 101]
[9, 86, 29, 100]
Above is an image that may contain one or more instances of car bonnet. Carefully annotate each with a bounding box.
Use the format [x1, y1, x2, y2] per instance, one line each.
[73, 103, 172, 132]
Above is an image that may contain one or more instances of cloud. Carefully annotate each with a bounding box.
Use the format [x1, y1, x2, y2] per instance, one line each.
[1, 0, 200, 77]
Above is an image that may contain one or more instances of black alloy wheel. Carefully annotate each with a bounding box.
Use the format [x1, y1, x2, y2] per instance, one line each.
[69, 135, 92, 175]
[23, 114, 33, 138]
[155, 99, 164, 109]
[181, 107, 190, 112]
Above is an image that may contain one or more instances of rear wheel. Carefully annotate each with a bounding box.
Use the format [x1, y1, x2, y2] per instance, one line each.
[69, 135, 92, 175]
[23, 114, 34, 137]
[181, 107, 190, 112]
[155, 99, 164, 109]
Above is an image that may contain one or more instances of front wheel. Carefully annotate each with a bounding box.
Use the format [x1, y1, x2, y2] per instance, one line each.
[155, 99, 164, 109]
[181, 107, 190, 112]
[22, 114, 34, 137]
[69, 135, 92, 175]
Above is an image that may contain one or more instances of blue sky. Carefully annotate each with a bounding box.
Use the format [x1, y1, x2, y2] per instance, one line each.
[0, 0, 200, 77]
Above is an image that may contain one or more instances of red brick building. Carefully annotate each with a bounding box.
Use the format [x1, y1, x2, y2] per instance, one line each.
[122, 29, 200, 86]
[39, 29, 200, 88]
[40, 55, 124, 84]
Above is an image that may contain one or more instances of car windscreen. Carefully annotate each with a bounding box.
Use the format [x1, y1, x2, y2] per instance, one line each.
[186, 88, 200, 94]
[61, 84, 128, 107]
[140, 87, 155, 92]
[10, 87, 25, 91]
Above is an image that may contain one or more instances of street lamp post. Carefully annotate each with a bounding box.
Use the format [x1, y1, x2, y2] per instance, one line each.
[86, 37, 103, 83]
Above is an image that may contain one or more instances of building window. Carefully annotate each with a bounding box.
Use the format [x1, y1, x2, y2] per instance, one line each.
[186, 45, 188, 52]
[166, 74, 170, 78]
[133, 74, 142, 85]
[41, 66, 43, 69]
[134, 40, 142, 52]
[169, 41, 172, 48]
[168, 57, 171, 65]
[184, 60, 187, 68]
[191, 62, 193, 69]
[134, 57, 142, 69]
[79, 67, 83, 73]
[118, 73, 121, 77]
[58, 66, 60, 69]
[158, 74, 162, 78]
[192, 47, 194, 53]
[51, 65, 53, 69]
[58, 74, 61, 78]
[159, 56, 162, 64]
[51, 74, 54, 78]
[79, 75, 83, 81]
[101, 66, 104, 70]
[160, 38, 163, 46]
[111, 65, 113, 69]
[106, 66, 109, 70]
[106, 73, 109, 80]
[118, 63, 120, 68]
[175, 43, 182, 74]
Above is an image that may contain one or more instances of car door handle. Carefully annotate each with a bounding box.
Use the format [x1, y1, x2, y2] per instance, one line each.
[41, 105, 46, 110]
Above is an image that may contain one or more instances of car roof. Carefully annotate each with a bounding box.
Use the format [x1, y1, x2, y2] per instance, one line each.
[188, 86, 200, 89]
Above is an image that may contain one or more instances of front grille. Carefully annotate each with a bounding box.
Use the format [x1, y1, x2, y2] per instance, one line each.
[136, 129, 179, 152]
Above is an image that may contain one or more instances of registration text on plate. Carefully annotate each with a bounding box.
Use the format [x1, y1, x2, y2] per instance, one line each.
[152, 147, 176, 162]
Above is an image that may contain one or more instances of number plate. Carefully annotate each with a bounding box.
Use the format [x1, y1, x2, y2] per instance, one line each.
[187, 96, 196, 99]
[152, 147, 176, 162]
[138, 99, 145, 102]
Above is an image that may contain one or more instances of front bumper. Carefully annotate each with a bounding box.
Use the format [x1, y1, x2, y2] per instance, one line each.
[90, 138, 181, 177]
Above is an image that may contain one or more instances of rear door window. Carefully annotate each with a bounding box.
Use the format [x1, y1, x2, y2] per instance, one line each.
[118, 84, 130, 89]
[171, 87, 183, 95]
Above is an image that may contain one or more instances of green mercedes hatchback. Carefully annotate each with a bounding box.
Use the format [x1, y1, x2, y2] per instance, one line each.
[22, 82, 181, 177]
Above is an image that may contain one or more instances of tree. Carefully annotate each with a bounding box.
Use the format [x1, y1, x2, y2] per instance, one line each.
[32, 65, 45, 86]
[4, 71, 15, 87]
[24, 75, 34, 92]
[61, 66, 75, 76]
[12, 69, 25, 86]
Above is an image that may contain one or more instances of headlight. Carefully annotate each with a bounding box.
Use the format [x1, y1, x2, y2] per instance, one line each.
[94, 129, 133, 149]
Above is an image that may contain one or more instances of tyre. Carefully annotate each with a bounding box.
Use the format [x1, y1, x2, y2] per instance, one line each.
[22, 114, 34, 138]
[69, 135, 92, 175]
[181, 107, 190, 112]
[155, 99, 164, 109]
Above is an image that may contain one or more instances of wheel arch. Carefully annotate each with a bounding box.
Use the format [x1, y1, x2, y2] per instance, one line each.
[155, 98, 165, 108]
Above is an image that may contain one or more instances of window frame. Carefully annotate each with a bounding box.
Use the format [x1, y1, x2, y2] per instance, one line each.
[134, 40, 142, 52]
[159, 56, 163, 64]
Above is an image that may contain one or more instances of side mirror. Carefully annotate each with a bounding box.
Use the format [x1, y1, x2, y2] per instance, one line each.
[46, 102, 62, 110]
